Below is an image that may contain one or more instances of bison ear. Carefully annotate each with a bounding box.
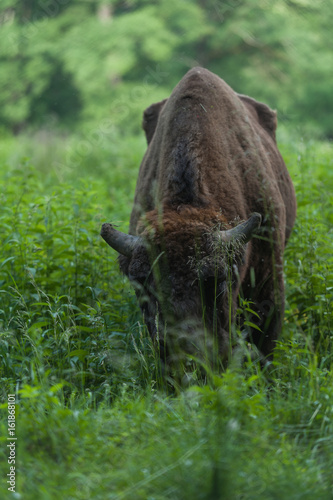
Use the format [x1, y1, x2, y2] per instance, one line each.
[238, 94, 277, 141]
[142, 98, 168, 145]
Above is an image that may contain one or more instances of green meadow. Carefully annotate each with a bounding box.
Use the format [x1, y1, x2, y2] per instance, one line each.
[0, 130, 332, 499]
[1, 1, 333, 498]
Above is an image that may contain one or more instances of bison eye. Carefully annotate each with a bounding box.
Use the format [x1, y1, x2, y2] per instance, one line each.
[128, 258, 150, 283]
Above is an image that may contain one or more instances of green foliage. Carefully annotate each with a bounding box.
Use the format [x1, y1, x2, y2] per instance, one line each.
[0, 161, 158, 401]
[0, 0, 333, 135]
[281, 137, 333, 356]
[1, 367, 333, 498]
[1, 3, 333, 494]
[0, 134, 332, 498]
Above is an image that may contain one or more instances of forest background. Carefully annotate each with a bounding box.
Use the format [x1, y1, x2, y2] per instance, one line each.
[1, 0, 332, 140]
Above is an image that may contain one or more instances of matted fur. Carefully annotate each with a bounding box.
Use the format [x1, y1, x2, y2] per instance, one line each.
[118, 67, 296, 364]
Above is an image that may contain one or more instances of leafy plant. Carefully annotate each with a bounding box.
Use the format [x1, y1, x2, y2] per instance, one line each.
[0, 136, 332, 498]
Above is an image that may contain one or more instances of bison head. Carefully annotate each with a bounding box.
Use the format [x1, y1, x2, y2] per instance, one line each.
[101, 209, 261, 365]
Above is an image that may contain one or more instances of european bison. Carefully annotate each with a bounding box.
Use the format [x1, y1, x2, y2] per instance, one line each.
[101, 67, 296, 367]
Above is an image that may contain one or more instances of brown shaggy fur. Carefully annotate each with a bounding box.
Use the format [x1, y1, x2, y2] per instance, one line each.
[119, 67, 296, 365]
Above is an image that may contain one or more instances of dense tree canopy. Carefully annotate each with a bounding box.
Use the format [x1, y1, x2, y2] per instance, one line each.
[0, 0, 332, 136]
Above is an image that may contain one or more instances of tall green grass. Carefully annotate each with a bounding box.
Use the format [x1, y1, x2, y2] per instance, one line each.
[0, 132, 332, 499]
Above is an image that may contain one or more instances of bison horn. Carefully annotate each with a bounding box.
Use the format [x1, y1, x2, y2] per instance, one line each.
[219, 212, 262, 243]
[100, 223, 141, 258]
